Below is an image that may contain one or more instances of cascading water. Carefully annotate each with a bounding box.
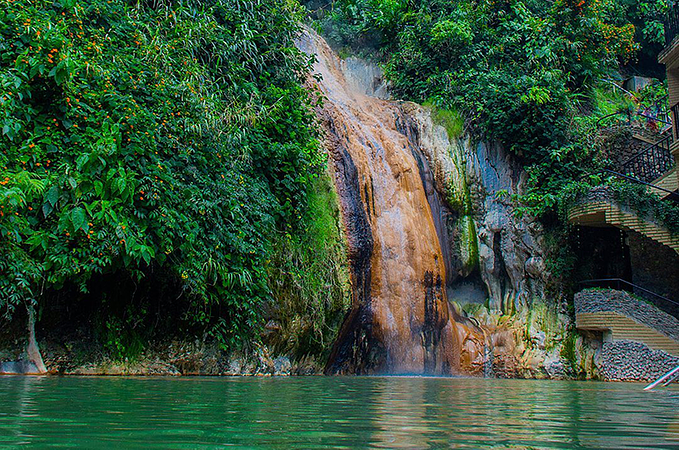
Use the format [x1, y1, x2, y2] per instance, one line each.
[307, 62, 593, 376]
[298, 30, 465, 375]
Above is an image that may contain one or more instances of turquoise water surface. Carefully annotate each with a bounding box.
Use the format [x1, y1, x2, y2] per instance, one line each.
[0, 376, 677, 448]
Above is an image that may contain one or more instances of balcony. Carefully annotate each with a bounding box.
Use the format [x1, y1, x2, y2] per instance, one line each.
[567, 187, 679, 254]
[574, 288, 679, 356]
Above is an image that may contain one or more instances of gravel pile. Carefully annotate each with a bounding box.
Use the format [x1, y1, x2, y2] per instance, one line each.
[600, 340, 679, 382]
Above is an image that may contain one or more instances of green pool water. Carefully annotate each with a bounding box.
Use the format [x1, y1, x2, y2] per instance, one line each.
[0, 376, 677, 449]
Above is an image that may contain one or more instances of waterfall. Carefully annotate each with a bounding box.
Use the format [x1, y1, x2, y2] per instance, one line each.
[298, 30, 466, 375]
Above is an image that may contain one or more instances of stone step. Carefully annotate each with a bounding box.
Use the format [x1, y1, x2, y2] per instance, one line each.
[576, 311, 679, 356]
[649, 168, 678, 197]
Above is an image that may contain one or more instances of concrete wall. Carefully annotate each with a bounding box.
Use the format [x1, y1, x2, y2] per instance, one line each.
[628, 231, 679, 316]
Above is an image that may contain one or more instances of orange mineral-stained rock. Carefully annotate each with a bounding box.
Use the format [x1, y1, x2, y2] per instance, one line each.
[298, 29, 462, 375]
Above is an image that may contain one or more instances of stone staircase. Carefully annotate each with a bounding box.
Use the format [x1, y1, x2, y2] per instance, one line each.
[576, 312, 679, 356]
[567, 196, 679, 254]
[575, 289, 679, 356]
[568, 115, 679, 254]
[649, 167, 677, 198]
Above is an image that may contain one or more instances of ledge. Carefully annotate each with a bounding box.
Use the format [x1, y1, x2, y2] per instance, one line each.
[659, 35, 679, 66]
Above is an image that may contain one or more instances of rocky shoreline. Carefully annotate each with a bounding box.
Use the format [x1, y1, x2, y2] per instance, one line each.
[0, 338, 324, 377]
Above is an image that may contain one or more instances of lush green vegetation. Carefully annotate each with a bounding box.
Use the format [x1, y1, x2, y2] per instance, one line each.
[1, 0, 676, 362]
[0, 0, 348, 356]
[321, 0, 679, 228]
[325, 0, 634, 159]
[266, 175, 350, 359]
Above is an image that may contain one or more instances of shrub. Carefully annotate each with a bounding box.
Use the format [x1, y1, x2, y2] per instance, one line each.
[0, 0, 339, 350]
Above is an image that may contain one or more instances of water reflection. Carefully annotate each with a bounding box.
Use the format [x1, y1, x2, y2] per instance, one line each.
[0, 376, 677, 449]
[371, 378, 428, 448]
[362, 378, 679, 449]
[3, 375, 47, 444]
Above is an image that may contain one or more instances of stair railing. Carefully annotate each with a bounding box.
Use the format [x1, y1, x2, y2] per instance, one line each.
[620, 135, 675, 183]
[581, 169, 679, 204]
[596, 108, 672, 128]
[578, 278, 679, 309]
[644, 365, 679, 390]
[671, 101, 679, 138]
[597, 169, 679, 203]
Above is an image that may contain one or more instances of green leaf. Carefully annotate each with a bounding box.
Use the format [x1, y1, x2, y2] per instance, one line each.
[29, 64, 40, 78]
[140, 247, 151, 265]
[54, 60, 69, 85]
[76, 154, 89, 170]
[71, 207, 86, 231]
[46, 186, 59, 206]
[116, 177, 126, 194]
[42, 202, 53, 218]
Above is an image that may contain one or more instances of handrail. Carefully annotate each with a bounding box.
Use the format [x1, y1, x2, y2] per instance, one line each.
[620, 134, 672, 166]
[635, 112, 672, 125]
[578, 278, 679, 307]
[596, 109, 672, 127]
[595, 169, 679, 201]
[596, 110, 629, 127]
[602, 79, 637, 98]
[597, 80, 672, 126]
[644, 365, 679, 390]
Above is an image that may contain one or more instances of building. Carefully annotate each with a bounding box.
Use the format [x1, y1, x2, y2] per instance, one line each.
[566, 5, 679, 381]
[660, 2, 679, 192]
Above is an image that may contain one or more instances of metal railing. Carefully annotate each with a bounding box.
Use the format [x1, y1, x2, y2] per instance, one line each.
[620, 135, 675, 183]
[596, 81, 673, 131]
[579, 278, 679, 309]
[598, 169, 679, 203]
[638, 95, 672, 128]
[596, 107, 672, 130]
[644, 365, 679, 390]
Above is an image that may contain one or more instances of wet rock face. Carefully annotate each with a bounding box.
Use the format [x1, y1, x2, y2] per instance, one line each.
[397, 104, 596, 379]
[341, 56, 390, 99]
[321, 118, 381, 374]
[400, 104, 550, 312]
[299, 30, 460, 375]
[300, 30, 588, 379]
